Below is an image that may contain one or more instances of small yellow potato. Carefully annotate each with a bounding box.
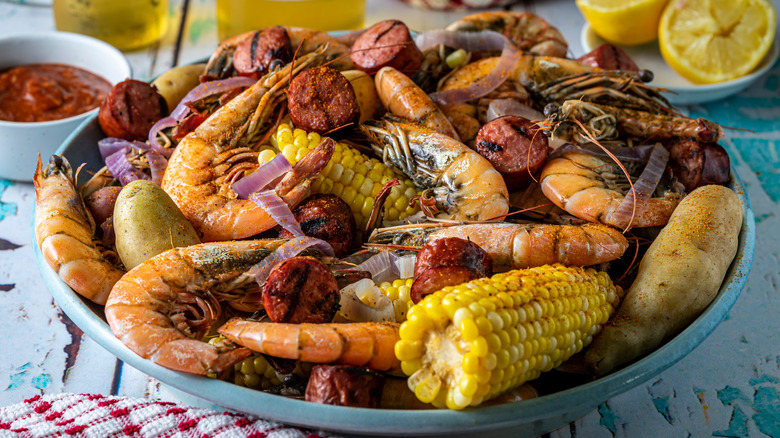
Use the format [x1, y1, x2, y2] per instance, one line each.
[342, 69, 379, 123]
[584, 185, 742, 376]
[113, 180, 201, 270]
[151, 63, 207, 112]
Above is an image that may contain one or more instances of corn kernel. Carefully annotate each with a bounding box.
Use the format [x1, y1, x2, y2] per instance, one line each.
[257, 149, 277, 165]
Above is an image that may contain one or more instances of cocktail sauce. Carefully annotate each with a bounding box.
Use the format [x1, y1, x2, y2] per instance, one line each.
[0, 63, 112, 122]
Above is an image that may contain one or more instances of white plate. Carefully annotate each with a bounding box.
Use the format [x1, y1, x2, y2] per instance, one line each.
[580, 23, 779, 105]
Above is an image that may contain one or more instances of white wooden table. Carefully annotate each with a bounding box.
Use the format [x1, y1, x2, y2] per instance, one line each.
[1, 0, 779, 436]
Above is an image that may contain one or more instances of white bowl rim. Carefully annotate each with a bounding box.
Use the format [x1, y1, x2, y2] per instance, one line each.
[0, 30, 132, 127]
[579, 23, 780, 95]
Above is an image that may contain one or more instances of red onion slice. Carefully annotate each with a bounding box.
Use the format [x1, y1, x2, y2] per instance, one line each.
[427, 32, 522, 106]
[414, 29, 506, 52]
[609, 144, 669, 230]
[98, 138, 148, 161]
[147, 116, 178, 156]
[486, 99, 544, 122]
[104, 149, 150, 186]
[349, 250, 399, 284]
[232, 154, 292, 199]
[146, 150, 168, 186]
[249, 236, 336, 285]
[249, 189, 303, 237]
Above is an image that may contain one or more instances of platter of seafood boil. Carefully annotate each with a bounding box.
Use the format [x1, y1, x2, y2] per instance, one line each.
[33, 12, 755, 437]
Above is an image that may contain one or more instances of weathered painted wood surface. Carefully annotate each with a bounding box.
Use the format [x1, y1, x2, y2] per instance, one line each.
[1, 0, 778, 436]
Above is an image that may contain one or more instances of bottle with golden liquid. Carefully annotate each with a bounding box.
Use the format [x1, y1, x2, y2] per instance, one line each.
[53, 0, 170, 51]
[215, 0, 365, 41]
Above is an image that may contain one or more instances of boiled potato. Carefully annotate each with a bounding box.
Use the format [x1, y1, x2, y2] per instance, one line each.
[342, 69, 379, 123]
[584, 185, 742, 376]
[151, 63, 207, 111]
[113, 180, 200, 270]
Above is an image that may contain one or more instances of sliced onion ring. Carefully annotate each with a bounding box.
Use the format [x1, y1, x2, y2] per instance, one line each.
[232, 154, 292, 199]
[426, 31, 522, 106]
[248, 236, 336, 285]
[349, 250, 399, 284]
[414, 29, 506, 52]
[248, 189, 303, 237]
[104, 149, 150, 186]
[98, 137, 148, 161]
[608, 144, 669, 231]
[486, 99, 544, 123]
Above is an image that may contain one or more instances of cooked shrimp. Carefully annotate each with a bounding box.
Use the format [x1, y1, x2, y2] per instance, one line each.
[539, 150, 682, 229]
[104, 239, 295, 375]
[204, 27, 352, 80]
[218, 319, 400, 372]
[34, 155, 124, 305]
[161, 50, 333, 242]
[549, 100, 725, 144]
[360, 118, 509, 222]
[375, 66, 460, 140]
[445, 11, 568, 58]
[369, 222, 629, 271]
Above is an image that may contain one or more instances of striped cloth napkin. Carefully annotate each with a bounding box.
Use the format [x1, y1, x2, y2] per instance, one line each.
[0, 393, 339, 437]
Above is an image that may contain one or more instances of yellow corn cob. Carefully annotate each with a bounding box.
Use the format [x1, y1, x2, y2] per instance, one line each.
[379, 278, 415, 322]
[395, 264, 622, 410]
[266, 123, 420, 229]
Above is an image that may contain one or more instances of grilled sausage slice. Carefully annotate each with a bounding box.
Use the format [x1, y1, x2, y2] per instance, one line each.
[278, 194, 356, 258]
[98, 79, 167, 141]
[350, 20, 423, 75]
[287, 66, 360, 133]
[262, 256, 340, 323]
[475, 116, 549, 192]
[305, 364, 385, 408]
[233, 26, 292, 79]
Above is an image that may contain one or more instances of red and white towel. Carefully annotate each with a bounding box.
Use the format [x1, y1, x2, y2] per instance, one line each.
[0, 394, 337, 438]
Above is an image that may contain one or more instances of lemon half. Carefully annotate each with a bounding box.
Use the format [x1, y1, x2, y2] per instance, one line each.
[659, 0, 777, 84]
[576, 0, 670, 46]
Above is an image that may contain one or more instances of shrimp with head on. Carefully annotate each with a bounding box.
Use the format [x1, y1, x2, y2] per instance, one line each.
[368, 221, 629, 272]
[34, 155, 124, 305]
[539, 146, 683, 230]
[360, 117, 509, 222]
[104, 239, 321, 375]
[161, 49, 334, 242]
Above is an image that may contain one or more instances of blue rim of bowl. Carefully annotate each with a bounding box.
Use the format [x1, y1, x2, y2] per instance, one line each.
[33, 113, 756, 436]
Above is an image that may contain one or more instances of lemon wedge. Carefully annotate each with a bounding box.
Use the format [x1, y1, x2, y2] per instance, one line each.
[659, 0, 777, 84]
[576, 0, 670, 46]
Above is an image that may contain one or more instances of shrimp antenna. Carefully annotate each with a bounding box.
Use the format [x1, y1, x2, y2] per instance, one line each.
[615, 234, 640, 285]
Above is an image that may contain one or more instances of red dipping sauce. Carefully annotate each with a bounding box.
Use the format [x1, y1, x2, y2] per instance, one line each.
[0, 63, 112, 122]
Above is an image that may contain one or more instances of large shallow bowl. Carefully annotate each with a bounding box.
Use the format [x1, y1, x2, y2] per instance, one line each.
[0, 32, 132, 182]
[33, 114, 756, 437]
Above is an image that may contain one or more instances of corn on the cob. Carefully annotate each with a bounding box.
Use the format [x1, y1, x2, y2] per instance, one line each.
[266, 123, 420, 229]
[379, 278, 415, 322]
[395, 264, 622, 410]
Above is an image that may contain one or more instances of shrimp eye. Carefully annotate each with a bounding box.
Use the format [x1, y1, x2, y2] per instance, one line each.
[638, 69, 654, 82]
[269, 59, 285, 71]
[543, 103, 558, 119]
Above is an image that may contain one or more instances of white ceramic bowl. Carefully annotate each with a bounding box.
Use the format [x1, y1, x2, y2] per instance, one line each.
[0, 31, 131, 182]
[580, 24, 780, 105]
